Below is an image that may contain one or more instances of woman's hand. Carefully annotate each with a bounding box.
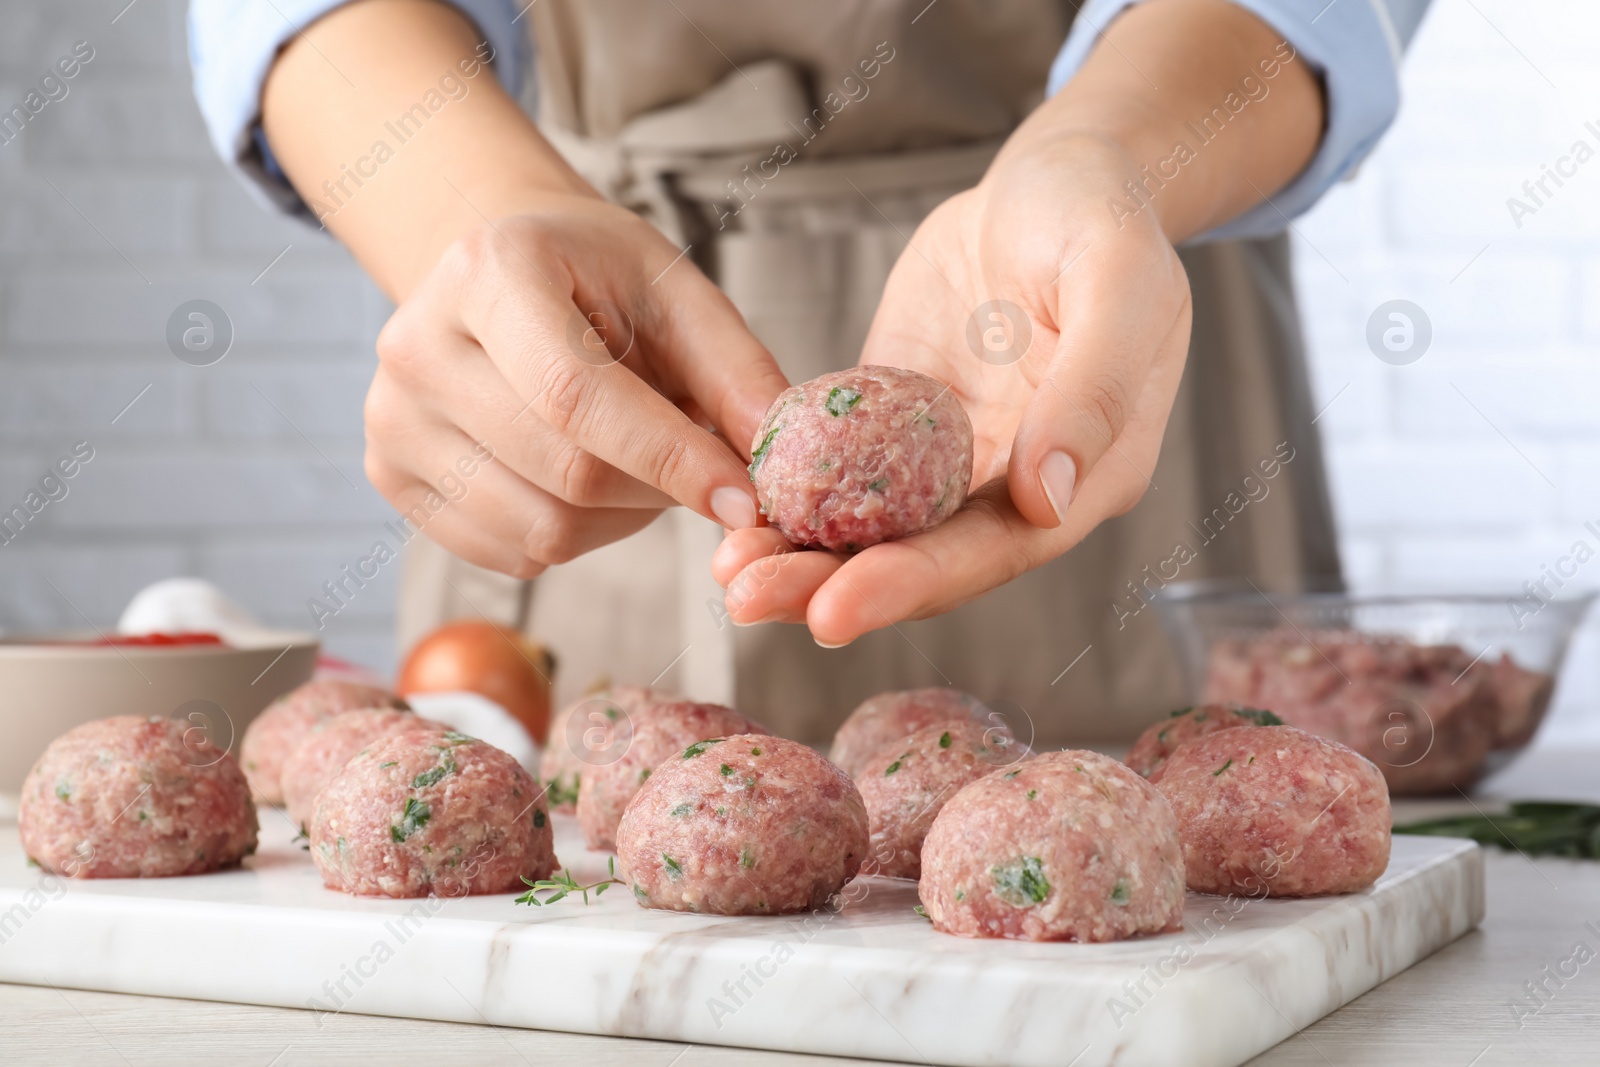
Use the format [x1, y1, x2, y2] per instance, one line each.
[261, 0, 788, 579]
[365, 193, 787, 577]
[714, 135, 1191, 638]
[712, 0, 1323, 642]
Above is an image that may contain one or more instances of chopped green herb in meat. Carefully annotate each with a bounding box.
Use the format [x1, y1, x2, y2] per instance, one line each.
[1213, 758, 1234, 777]
[670, 802, 694, 817]
[938, 732, 952, 749]
[662, 854, 684, 880]
[1233, 708, 1284, 726]
[1110, 878, 1131, 905]
[991, 856, 1051, 906]
[748, 425, 781, 473]
[390, 798, 431, 842]
[825, 386, 863, 416]
[411, 756, 456, 790]
[682, 739, 726, 759]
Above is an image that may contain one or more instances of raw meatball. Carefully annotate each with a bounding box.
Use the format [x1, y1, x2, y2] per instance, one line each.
[282, 709, 437, 831]
[539, 686, 663, 815]
[1154, 725, 1391, 897]
[919, 750, 1185, 943]
[241, 680, 408, 804]
[1125, 704, 1284, 781]
[310, 726, 555, 898]
[576, 701, 765, 850]
[19, 715, 257, 878]
[616, 735, 868, 915]
[830, 688, 987, 779]
[749, 365, 973, 552]
[857, 720, 1031, 879]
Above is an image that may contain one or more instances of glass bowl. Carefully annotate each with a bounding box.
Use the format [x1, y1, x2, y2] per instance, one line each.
[1152, 580, 1595, 795]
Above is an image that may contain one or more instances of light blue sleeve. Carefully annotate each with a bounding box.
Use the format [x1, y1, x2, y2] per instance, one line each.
[187, 0, 530, 222]
[1048, 0, 1433, 243]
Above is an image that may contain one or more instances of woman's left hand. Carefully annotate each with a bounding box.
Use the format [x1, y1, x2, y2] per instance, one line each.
[713, 133, 1194, 643]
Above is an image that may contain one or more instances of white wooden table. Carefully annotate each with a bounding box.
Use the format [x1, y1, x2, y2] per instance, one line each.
[5, 747, 1598, 1067]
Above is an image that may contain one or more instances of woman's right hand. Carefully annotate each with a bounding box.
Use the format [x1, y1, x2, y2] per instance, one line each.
[363, 194, 789, 578]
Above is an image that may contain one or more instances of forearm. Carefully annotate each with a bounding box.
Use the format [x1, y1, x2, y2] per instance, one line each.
[261, 0, 594, 299]
[1002, 0, 1324, 243]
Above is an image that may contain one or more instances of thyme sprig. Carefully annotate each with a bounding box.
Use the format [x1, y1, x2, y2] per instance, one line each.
[515, 856, 626, 906]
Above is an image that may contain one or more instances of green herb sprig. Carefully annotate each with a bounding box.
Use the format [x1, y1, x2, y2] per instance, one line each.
[1394, 802, 1600, 859]
[515, 857, 625, 906]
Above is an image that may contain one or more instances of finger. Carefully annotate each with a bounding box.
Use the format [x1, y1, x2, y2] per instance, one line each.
[374, 329, 672, 510]
[802, 483, 1049, 646]
[711, 527, 796, 587]
[369, 460, 543, 579]
[442, 230, 764, 530]
[1007, 247, 1191, 529]
[375, 415, 661, 566]
[724, 549, 841, 627]
[646, 263, 791, 453]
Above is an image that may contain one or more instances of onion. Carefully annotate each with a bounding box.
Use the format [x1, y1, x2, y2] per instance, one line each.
[397, 621, 556, 743]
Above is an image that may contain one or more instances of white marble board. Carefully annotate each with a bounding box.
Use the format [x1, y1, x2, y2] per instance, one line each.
[0, 816, 1482, 1067]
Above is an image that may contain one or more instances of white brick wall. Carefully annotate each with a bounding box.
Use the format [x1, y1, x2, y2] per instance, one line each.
[2, 0, 1595, 748]
[1292, 0, 1600, 742]
[0, 0, 396, 670]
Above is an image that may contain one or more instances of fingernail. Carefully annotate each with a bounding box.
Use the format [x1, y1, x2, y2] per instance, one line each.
[734, 610, 795, 627]
[815, 638, 851, 649]
[1039, 450, 1076, 522]
[711, 486, 758, 529]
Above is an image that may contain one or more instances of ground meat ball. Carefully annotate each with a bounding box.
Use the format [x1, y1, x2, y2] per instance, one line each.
[19, 716, 257, 878]
[576, 701, 766, 850]
[282, 709, 440, 831]
[749, 365, 974, 552]
[830, 688, 987, 779]
[857, 720, 1031, 879]
[241, 680, 408, 804]
[539, 686, 664, 815]
[1125, 704, 1285, 782]
[920, 751, 1185, 943]
[616, 735, 868, 915]
[310, 727, 555, 898]
[1203, 632, 1521, 794]
[1154, 725, 1391, 898]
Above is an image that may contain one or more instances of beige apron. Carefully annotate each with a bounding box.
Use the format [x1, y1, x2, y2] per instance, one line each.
[399, 0, 1341, 746]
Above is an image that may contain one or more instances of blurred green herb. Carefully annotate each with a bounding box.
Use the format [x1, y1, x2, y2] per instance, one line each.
[1394, 802, 1600, 859]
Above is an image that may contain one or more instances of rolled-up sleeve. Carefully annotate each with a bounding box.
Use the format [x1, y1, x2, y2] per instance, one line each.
[1048, 0, 1429, 242]
[187, 0, 529, 221]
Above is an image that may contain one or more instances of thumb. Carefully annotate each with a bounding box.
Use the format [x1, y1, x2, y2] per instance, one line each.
[1008, 278, 1191, 529]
